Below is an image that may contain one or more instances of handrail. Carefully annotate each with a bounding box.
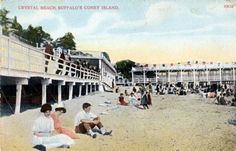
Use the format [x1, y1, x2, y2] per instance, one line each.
[0, 35, 100, 81]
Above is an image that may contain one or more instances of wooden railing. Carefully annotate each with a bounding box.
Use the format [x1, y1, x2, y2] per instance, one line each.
[0, 35, 100, 80]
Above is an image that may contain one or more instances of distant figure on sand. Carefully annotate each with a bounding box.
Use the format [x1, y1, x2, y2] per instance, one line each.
[32, 104, 74, 151]
[147, 82, 153, 94]
[74, 103, 112, 138]
[147, 91, 152, 105]
[51, 103, 80, 139]
[129, 92, 138, 106]
[119, 93, 129, 106]
[141, 91, 149, 109]
[124, 90, 129, 96]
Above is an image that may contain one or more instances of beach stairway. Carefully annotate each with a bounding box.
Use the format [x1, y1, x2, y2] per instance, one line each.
[102, 82, 113, 92]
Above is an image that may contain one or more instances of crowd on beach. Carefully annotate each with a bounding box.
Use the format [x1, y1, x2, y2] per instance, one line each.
[154, 81, 236, 106]
[116, 82, 153, 109]
[31, 79, 236, 151]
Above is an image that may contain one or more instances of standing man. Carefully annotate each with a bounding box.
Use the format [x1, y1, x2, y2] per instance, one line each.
[44, 42, 54, 73]
[74, 103, 112, 138]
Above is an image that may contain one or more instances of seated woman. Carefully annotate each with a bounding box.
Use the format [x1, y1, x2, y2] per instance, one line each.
[32, 104, 74, 151]
[118, 93, 129, 106]
[129, 92, 138, 106]
[51, 103, 80, 139]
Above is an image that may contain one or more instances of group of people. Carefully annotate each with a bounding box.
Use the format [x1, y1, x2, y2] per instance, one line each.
[44, 43, 98, 77]
[32, 102, 112, 151]
[118, 82, 153, 109]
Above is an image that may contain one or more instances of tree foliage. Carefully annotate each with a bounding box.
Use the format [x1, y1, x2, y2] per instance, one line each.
[0, 8, 11, 35]
[115, 60, 135, 80]
[21, 25, 52, 47]
[102, 52, 111, 62]
[10, 16, 23, 36]
[55, 32, 76, 50]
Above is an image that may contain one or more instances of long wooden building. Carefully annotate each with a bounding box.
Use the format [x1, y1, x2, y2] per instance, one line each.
[131, 61, 236, 88]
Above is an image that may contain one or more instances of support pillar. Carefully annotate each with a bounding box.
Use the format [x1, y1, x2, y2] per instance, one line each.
[131, 70, 134, 86]
[168, 70, 170, 83]
[206, 69, 209, 84]
[143, 70, 145, 86]
[68, 82, 75, 100]
[58, 81, 65, 103]
[15, 84, 22, 114]
[155, 70, 158, 85]
[233, 68, 235, 83]
[90, 83, 93, 93]
[180, 70, 183, 83]
[41, 79, 51, 105]
[14, 78, 28, 114]
[219, 68, 222, 85]
[193, 69, 196, 89]
[85, 83, 89, 95]
[79, 84, 82, 97]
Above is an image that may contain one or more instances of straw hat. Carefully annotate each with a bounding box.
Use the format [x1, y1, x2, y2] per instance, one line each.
[55, 102, 66, 113]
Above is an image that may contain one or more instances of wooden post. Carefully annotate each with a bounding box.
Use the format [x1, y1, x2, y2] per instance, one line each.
[14, 78, 28, 114]
[15, 84, 22, 114]
[79, 84, 82, 97]
[41, 79, 51, 105]
[58, 81, 65, 103]
[68, 82, 74, 100]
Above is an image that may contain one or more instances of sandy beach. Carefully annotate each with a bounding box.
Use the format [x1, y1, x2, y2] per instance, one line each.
[0, 89, 236, 151]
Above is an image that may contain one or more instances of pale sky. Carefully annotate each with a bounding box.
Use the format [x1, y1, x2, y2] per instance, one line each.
[1, 0, 236, 64]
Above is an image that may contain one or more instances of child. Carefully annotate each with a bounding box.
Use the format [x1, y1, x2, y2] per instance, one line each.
[119, 93, 129, 106]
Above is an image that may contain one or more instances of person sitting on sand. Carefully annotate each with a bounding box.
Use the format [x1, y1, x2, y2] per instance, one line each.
[119, 93, 129, 106]
[51, 103, 80, 139]
[74, 103, 112, 138]
[32, 104, 74, 151]
[129, 92, 138, 106]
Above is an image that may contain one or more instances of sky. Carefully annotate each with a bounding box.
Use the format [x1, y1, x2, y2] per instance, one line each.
[1, 0, 236, 64]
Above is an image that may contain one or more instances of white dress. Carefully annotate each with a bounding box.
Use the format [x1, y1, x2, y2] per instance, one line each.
[32, 114, 74, 149]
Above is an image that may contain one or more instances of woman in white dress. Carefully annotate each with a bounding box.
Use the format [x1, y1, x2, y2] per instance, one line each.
[32, 103, 74, 150]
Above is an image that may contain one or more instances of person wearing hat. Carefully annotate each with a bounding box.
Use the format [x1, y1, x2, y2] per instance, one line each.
[74, 102, 112, 138]
[32, 103, 74, 151]
[51, 103, 80, 139]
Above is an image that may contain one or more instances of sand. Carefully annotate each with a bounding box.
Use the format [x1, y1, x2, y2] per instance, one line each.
[0, 90, 236, 151]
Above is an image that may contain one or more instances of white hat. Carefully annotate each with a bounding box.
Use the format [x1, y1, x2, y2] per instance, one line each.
[55, 102, 66, 113]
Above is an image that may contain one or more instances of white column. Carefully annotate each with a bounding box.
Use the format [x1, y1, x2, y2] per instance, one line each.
[180, 70, 183, 82]
[42, 84, 47, 105]
[79, 84, 82, 97]
[90, 84, 92, 94]
[15, 84, 22, 114]
[131, 70, 134, 86]
[58, 84, 62, 103]
[193, 69, 196, 88]
[41, 79, 51, 105]
[206, 69, 209, 84]
[155, 70, 158, 85]
[57, 81, 65, 103]
[168, 70, 170, 83]
[143, 70, 145, 85]
[233, 68, 235, 82]
[219, 68, 222, 85]
[68, 82, 74, 100]
[85, 84, 88, 95]
[13, 78, 28, 114]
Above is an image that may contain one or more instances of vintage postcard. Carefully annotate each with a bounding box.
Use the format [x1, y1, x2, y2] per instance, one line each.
[0, 0, 236, 151]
